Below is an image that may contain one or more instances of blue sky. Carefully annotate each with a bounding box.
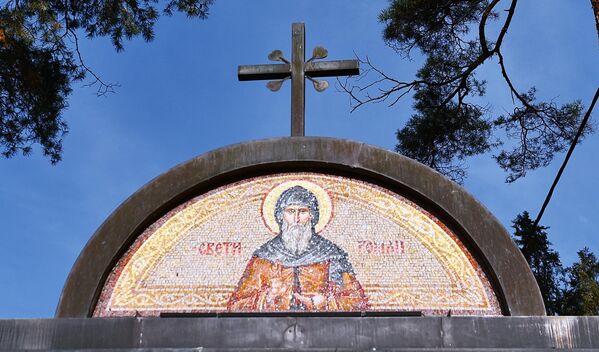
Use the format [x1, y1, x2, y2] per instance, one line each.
[0, 1, 597, 317]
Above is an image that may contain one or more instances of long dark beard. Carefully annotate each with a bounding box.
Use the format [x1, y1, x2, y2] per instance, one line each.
[281, 222, 313, 255]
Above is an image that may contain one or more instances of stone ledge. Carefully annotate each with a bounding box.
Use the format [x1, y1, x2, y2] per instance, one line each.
[1, 317, 597, 350]
[13, 349, 599, 352]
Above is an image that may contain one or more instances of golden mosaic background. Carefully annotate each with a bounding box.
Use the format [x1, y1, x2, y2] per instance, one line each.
[94, 173, 502, 316]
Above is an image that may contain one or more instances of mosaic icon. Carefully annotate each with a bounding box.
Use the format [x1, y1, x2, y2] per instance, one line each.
[93, 173, 501, 317]
[228, 183, 368, 311]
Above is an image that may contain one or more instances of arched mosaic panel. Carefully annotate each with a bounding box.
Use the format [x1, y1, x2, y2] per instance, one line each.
[94, 172, 501, 316]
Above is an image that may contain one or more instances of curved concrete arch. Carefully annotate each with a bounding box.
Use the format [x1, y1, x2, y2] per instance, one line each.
[56, 137, 545, 317]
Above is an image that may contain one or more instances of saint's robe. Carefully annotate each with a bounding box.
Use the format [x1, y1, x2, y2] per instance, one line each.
[227, 234, 368, 311]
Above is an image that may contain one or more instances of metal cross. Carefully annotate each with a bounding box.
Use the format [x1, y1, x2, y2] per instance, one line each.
[238, 23, 359, 137]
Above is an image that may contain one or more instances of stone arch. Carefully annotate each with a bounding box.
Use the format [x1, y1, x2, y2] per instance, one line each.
[56, 137, 545, 317]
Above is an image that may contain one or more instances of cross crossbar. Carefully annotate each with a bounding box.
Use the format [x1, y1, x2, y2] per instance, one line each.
[237, 61, 358, 81]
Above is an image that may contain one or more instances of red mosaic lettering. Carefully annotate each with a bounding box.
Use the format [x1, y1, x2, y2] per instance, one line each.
[205, 242, 215, 255]
[358, 240, 405, 255]
[232, 242, 241, 255]
[197, 242, 242, 256]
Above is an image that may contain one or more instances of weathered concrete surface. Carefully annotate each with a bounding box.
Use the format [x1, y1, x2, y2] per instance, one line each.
[56, 137, 545, 317]
[1, 317, 598, 351]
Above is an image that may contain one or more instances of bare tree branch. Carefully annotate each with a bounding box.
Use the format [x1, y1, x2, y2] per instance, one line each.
[479, 0, 501, 54]
[68, 28, 119, 96]
[341, 0, 592, 183]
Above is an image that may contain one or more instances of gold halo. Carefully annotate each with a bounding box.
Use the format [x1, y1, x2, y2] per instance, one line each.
[261, 179, 333, 234]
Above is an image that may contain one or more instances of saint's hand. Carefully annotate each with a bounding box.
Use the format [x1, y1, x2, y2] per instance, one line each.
[266, 278, 286, 304]
[293, 293, 326, 309]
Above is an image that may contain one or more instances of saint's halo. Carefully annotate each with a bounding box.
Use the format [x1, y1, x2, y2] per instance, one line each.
[261, 179, 333, 234]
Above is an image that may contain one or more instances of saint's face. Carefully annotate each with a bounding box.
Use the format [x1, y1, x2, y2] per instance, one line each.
[282, 205, 311, 226]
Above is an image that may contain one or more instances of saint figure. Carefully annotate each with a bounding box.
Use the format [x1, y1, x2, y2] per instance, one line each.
[227, 185, 367, 311]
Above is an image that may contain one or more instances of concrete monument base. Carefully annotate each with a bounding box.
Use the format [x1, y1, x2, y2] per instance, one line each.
[1, 316, 598, 351]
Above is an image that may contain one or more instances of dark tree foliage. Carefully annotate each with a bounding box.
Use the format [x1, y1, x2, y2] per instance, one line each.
[396, 68, 494, 182]
[0, 0, 213, 163]
[561, 247, 599, 316]
[512, 211, 564, 315]
[341, 0, 593, 183]
[494, 89, 585, 182]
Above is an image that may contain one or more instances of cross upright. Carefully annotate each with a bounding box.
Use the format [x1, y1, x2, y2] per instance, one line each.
[238, 23, 359, 137]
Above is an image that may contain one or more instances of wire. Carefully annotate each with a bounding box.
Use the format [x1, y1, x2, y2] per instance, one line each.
[534, 87, 599, 227]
